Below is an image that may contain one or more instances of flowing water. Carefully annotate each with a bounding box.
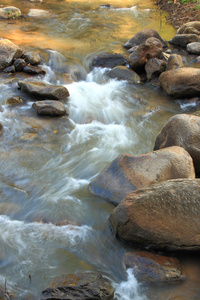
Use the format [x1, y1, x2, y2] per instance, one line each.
[0, 0, 200, 299]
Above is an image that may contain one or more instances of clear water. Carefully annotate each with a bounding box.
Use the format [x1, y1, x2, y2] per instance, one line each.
[0, 0, 199, 299]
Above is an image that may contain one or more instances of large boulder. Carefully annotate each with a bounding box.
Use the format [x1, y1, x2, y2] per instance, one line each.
[0, 39, 22, 70]
[32, 100, 66, 117]
[159, 67, 200, 98]
[154, 114, 200, 176]
[123, 251, 186, 284]
[177, 21, 200, 35]
[92, 53, 128, 69]
[129, 37, 163, 71]
[41, 272, 114, 300]
[88, 146, 195, 205]
[169, 34, 200, 48]
[123, 29, 167, 50]
[18, 81, 70, 100]
[108, 66, 141, 83]
[109, 179, 200, 251]
[0, 6, 21, 19]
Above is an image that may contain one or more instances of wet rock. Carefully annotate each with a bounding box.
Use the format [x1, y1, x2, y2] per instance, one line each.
[6, 96, 24, 105]
[3, 65, 15, 73]
[159, 67, 200, 98]
[41, 272, 114, 300]
[0, 202, 21, 215]
[123, 28, 167, 50]
[166, 54, 183, 71]
[18, 81, 70, 100]
[109, 178, 200, 251]
[0, 123, 3, 135]
[24, 52, 41, 65]
[177, 21, 200, 35]
[129, 37, 163, 71]
[92, 53, 128, 69]
[169, 34, 200, 48]
[145, 58, 166, 80]
[0, 6, 21, 19]
[14, 58, 26, 71]
[27, 9, 52, 18]
[89, 146, 195, 205]
[123, 251, 186, 284]
[186, 42, 200, 55]
[108, 66, 141, 83]
[0, 39, 23, 70]
[23, 65, 46, 75]
[32, 100, 66, 117]
[154, 114, 200, 176]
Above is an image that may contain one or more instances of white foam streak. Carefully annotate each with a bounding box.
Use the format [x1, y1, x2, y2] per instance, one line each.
[114, 269, 147, 300]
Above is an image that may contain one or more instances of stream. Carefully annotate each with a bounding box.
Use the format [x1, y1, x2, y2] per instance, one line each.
[0, 0, 200, 299]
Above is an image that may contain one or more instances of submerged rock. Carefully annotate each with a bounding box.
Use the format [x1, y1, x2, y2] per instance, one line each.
[154, 114, 200, 176]
[123, 28, 167, 50]
[108, 66, 141, 83]
[6, 96, 24, 105]
[92, 53, 128, 69]
[18, 81, 70, 100]
[32, 100, 66, 116]
[89, 146, 195, 205]
[159, 67, 200, 98]
[27, 9, 52, 18]
[0, 39, 23, 70]
[109, 179, 200, 251]
[123, 251, 186, 284]
[41, 272, 114, 300]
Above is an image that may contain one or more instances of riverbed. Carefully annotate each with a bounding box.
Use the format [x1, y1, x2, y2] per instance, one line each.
[0, 0, 200, 299]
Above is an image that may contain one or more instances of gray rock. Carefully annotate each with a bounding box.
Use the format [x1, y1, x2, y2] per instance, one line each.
[123, 29, 167, 50]
[109, 179, 200, 251]
[23, 65, 46, 75]
[123, 251, 186, 284]
[159, 67, 200, 98]
[24, 52, 41, 65]
[32, 100, 66, 117]
[41, 272, 114, 300]
[89, 146, 195, 205]
[154, 114, 200, 176]
[169, 34, 200, 48]
[3, 65, 15, 73]
[0, 39, 23, 70]
[186, 42, 200, 54]
[0, 6, 21, 19]
[14, 58, 26, 72]
[27, 9, 52, 18]
[92, 53, 128, 69]
[18, 81, 70, 100]
[108, 66, 141, 83]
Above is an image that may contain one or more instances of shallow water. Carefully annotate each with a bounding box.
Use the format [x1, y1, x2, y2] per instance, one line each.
[0, 0, 200, 299]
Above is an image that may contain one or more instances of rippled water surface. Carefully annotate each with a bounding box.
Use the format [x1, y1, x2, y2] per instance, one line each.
[0, 0, 200, 299]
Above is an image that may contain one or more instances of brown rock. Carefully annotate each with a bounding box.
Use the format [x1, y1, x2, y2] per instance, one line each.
[177, 21, 200, 35]
[24, 52, 41, 65]
[0, 123, 3, 135]
[18, 81, 70, 100]
[14, 58, 26, 71]
[32, 100, 66, 117]
[123, 251, 186, 284]
[123, 28, 167, 50]
[109, 179, 200, 251]
[6, 96, 24, 105]
[159, 67, 200, 98]
[145, 58, 166, 80]
[89, 146, 195, 205]
[41, 272, 114, 300]
[23, 65, 46, 75]
[166, 54, 183, 71]
[154, 114, 200, 176]
[129, 37, 163, 71]
[108, 66, 141, 83]
[0, 39, 22, 70]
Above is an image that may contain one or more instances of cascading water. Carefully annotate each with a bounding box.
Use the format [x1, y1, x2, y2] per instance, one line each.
[0, 0, 200, 299]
